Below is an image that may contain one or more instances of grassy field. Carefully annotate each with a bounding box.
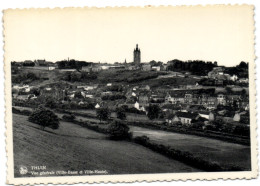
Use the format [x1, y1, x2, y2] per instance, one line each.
[130, 126, 251, 170]
[13, 114, 199, 177]
[12, 107, 251, 171]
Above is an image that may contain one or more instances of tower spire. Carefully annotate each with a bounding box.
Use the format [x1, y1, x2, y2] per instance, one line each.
[133, 44, 141, 65]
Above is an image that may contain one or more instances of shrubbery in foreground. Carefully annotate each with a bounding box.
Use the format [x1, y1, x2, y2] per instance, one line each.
[29, 106, 60, 130]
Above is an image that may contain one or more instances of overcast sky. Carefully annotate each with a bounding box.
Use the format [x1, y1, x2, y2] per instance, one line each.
[4, 6, 254, 66]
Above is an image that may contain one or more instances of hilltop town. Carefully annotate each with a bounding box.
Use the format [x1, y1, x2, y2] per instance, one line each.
[11, 44, 250, 138]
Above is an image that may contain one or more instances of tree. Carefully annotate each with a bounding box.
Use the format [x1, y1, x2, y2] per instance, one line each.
[225, 87, 233, 94]
[96, 108, 110, 123]
[74, 91, 84, 99]
[241, 89, 247, 98]
[108, 120, 131, 140]
[45, 98, 57, 109]
[147, 105, 161, 120]
[238, 61, 248, 69]
[29, 106, 59, 130]
[232, 100, 239, 111]
[116, 107, 126, 120]
[31, 88, 40, 96]
[70, 72, 81, 82]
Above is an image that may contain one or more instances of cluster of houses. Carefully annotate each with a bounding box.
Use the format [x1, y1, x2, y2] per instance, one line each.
[165, 109, 249, 127]
[120, 84, 249, 126]
[208, 66, 249, 85]
[12, 80, 250, 127]
[12, 84, 37, 100]
[11, 56, 250, 127]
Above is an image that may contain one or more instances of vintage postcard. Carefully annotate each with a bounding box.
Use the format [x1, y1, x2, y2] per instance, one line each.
[4, 5, 257, 185]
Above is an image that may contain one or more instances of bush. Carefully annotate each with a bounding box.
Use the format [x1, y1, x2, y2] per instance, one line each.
[45, 99, 58, 109]
[62, 114, 76, 122]
[191, 122, 204, 130]
[29, 106, 60, 130]
[116, 107, 126, 120]
[121, 106, 146, 115]
[134, 135, 150, 144]
[147, 105, 161, 120]
[96, 108, 110, 123]
[108, 120, 132, 140]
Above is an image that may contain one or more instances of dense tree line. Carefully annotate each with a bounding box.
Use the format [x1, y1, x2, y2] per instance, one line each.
[167, 59, 216, 76]
[149, 60, 163, 66]
[224, 61, 249, 78]
[56, 59, 91, 69]
[11, 61, 36, 67]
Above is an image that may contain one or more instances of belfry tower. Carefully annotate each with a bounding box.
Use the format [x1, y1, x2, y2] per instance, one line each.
[133, 44, 141, 65]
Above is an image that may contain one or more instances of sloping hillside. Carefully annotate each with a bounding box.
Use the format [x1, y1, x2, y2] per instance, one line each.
[13, 114, 199, 177]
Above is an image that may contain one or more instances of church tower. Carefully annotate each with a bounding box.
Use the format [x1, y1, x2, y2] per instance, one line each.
[133, 44, 141, 65]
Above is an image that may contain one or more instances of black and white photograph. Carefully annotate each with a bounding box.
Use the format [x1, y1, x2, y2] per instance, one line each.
[3, 5, 257, 185]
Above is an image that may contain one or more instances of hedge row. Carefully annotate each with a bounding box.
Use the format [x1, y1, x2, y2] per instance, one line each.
[67, 119, 108, 134]
[56, 108, 97, 119]
[12, 107, 32, 116]
[133, 135, 244, 172]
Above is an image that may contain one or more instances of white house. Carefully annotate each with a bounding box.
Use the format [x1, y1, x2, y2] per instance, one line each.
[78, 101, 84, 105]
[85, 94, 94, 98]
[233, 111, 247, 122]
[230, 75, 238, 81]
[95, 103, 100, 109]
[151, 66, 161, 71]
[176, 112, 199, 126]
[139, 106, 146, 112]
[134, 101, 140, 110]
[69, 94, 75, 98]
[48, 66, 56, 70]
[198, 111, 215, 121]
[24, 87, 31, 92]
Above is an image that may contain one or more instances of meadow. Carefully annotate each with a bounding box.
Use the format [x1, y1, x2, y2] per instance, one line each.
[130, 126, 251, 170]
[13, 114, 199, 177]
